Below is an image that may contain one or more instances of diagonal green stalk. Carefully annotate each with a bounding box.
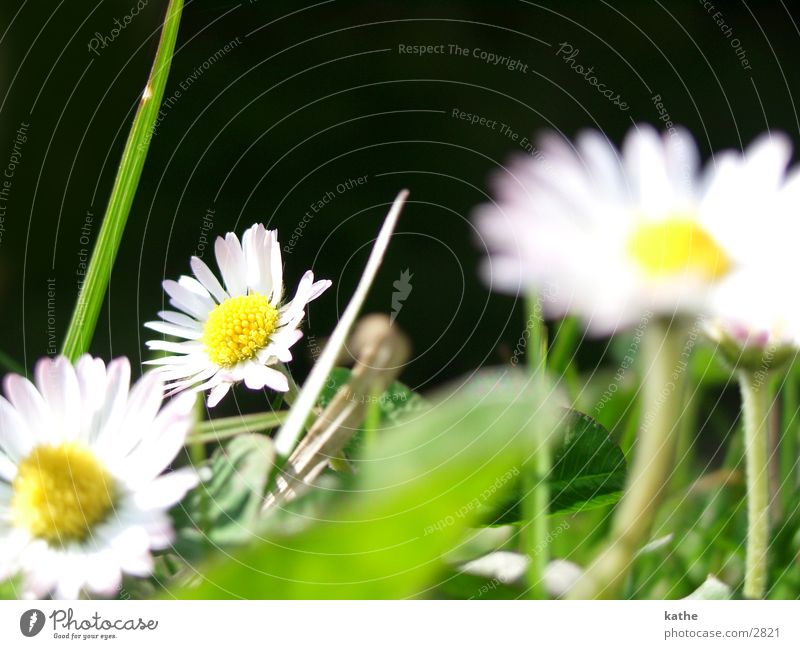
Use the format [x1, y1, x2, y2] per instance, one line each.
[739, 370, 772, 599]
[61, 0, 184, 360]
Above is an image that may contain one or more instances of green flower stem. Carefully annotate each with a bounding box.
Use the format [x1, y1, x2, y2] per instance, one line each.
[779, 370, 798, 515]
[186, 410, 288, 445]
[569, 319, 686, 599]
[61, 0, 184, 360]
[739, 369, 772, 599]
[522, 292, 549, 599]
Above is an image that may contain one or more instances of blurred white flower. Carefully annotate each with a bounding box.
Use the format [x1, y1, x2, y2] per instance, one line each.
[0, 356, 197, 599]
[145, 224, 331, 407]
[475, 124, 796, 335]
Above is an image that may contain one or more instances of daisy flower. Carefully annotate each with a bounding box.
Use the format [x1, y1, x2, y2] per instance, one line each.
[707, 267, 800, 371]
[475, 124, 794, 334]
[145, 224, 331, 407]
[0, 355, 197, 599]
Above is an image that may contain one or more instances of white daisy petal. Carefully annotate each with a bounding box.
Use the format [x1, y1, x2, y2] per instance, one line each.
[133, 468, 200, 511]
[146, 339, 204, 355]
[144, 320, 203, 340]
[207, 382, 231, 407]
[3, 373, 54, 444]
[119, 392, 195, 485]
[157, 310, 203, 329]
[190, 255, 229, 304]
[242, 223, 267, 289]
[269, 231, 283, 304]
[85, 552, 123, 596]
[34, 356, 81, 439]
[215, 233, 247, 296]
[75, 354, 107, 413]
[163, 279, 214, 320]
[0, 394, 36, 461]
[243, 363, 289, 392]
[0, 452, 16, 481]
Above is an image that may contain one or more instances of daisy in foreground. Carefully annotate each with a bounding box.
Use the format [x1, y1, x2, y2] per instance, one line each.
[475, 124, 795, 334]
[145, 224, 332, 407]
[0, 355, 197, 599]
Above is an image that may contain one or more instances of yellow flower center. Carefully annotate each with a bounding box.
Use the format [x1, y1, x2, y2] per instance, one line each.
[12, 442, 116, 544]
[203, 292, 279, 367]
[627, 216, 731, 280]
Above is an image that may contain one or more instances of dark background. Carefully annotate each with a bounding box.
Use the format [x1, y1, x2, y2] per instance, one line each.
[1, 0, 798, 401]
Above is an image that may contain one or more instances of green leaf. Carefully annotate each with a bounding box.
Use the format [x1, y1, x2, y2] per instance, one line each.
[61, 0, 184, 360]
[488, 410, 626, 523]
[171, 370, 555, 598]
[173, 434, 274, 560]
[549, 411, 626, 513]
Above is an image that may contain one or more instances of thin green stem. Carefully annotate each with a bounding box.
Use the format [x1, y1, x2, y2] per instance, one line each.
[522, 292, 549, 599]
[780, 369, 798, 514]
[672, 384, 700, 490]
[186, 411, 288, 445]
[569, 319, 686, 599]
[362, 387, 383, 450]
[549, 316, 578, 377]
[61, 0, 184, 360]
[739, 370, 771, 599]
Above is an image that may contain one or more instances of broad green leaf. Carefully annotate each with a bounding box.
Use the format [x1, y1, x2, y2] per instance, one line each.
[488, 410, 626, 523]
[549, 411, 626, 512]
[61, 0, 184, 359]
[172, 370, 556, 598]
[173, 434, 275, 560]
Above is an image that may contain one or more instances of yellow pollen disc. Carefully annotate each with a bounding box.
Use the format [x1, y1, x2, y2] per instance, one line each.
[12, 442, 116, 544]
[203, 292, 279, 367]
[627, 216, 731, 280]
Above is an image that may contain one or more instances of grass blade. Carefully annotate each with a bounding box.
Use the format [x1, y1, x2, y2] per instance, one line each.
[272, 190, 409, 459]
[61, 0, 184, 360]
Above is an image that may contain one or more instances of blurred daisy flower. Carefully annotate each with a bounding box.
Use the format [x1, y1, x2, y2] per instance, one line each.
[145, 224, 331, 407]
[475, 124, 795, 335]
[705, 156, 800, 370]
[0, 356, 197, 599]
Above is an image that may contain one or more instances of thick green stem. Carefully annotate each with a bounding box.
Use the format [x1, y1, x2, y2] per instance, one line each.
[522, 293, 549, 599]
[739, 370, 771, 599]
[569, 319, 686, 599]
